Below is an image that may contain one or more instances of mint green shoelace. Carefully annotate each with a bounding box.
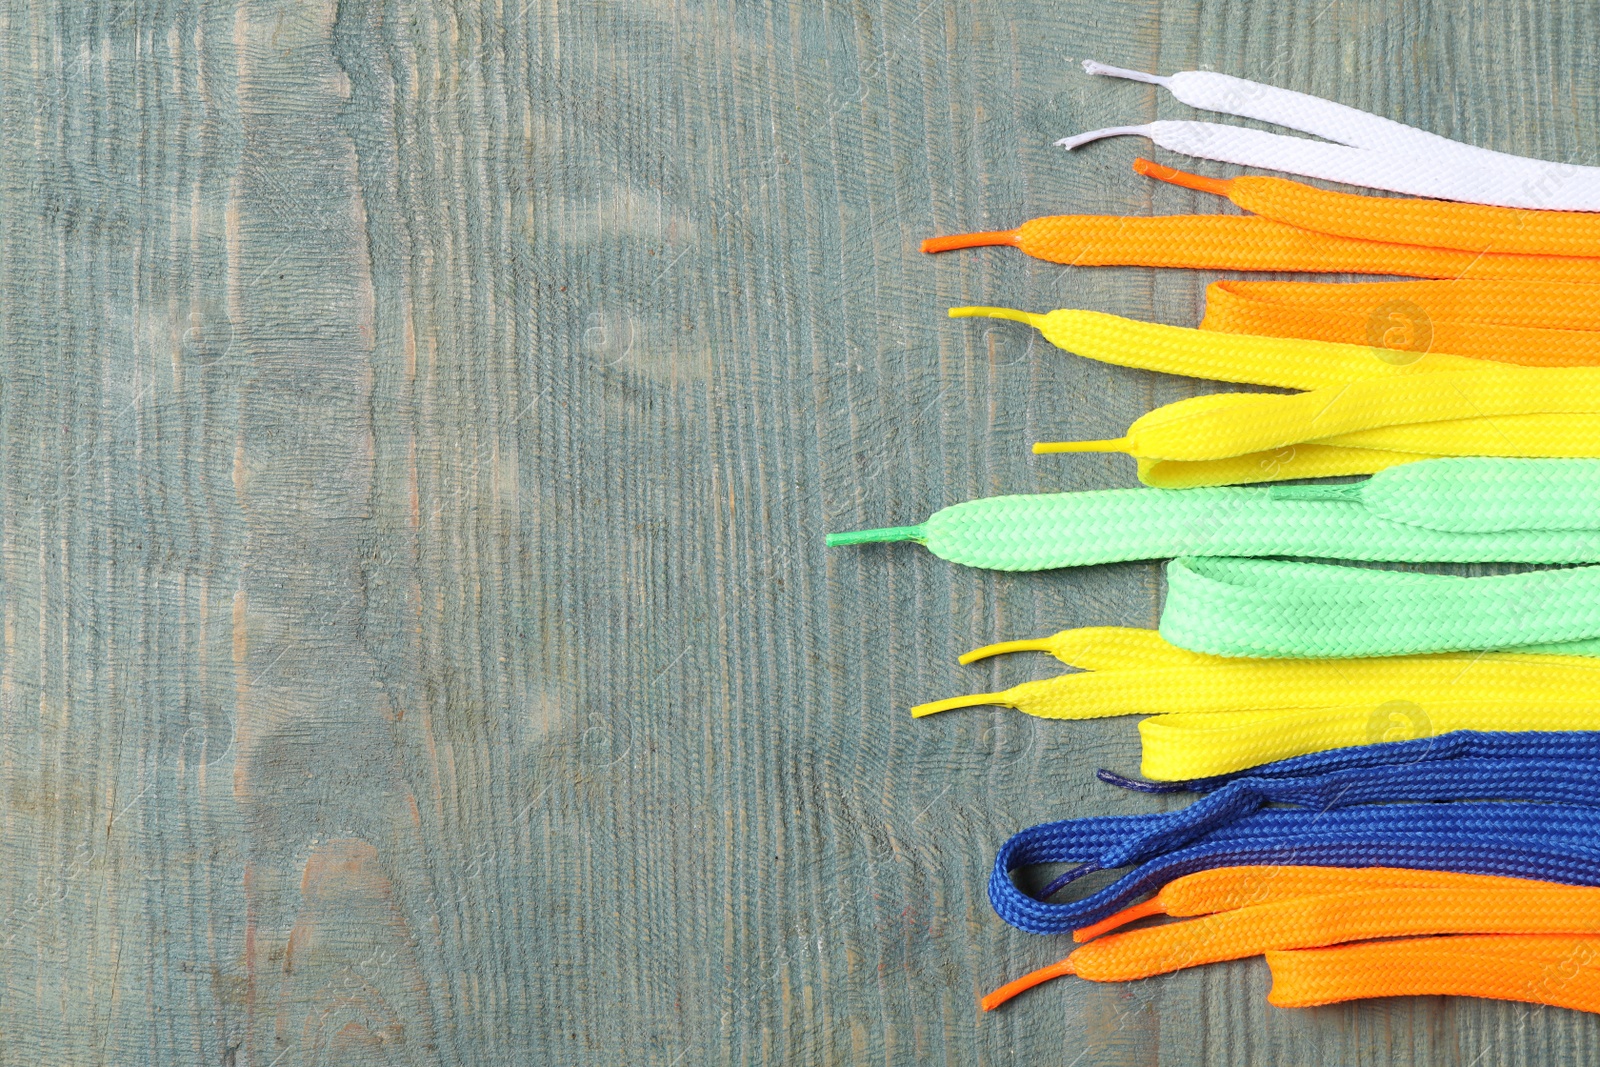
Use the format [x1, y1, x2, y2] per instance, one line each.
[1161, 557, 1600, 659]
[826, 458, 1600, 571]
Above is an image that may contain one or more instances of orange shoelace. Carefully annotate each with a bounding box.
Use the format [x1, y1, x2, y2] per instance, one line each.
[1137, 158, 1600, 257]
[924, 215, 1600, 281]
[983, 866, 1600, 1013]
[1265, 934, 1600, 1011]
[1201, 279, 1600, 367]
[925, 159, 1600, 280]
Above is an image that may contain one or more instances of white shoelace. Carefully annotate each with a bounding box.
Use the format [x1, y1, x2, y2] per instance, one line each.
[1061, 61, 1600, 210]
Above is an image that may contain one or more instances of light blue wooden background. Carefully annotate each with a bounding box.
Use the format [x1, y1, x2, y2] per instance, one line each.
[3, 0, 1599, 1063]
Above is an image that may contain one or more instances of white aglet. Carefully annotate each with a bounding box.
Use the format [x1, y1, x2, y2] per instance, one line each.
[1081, 59, 1173, 88]
[1054, 125, 1155, 151]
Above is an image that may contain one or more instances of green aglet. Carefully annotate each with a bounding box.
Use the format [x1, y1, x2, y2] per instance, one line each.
[825, 525, 926, 547]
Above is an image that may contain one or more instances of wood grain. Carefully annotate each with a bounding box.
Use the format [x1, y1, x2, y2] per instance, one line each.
[2, 0, 1599, 1063]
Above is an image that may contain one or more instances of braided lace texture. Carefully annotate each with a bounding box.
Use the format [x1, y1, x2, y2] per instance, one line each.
[981, 866, 1600, 1009]
[948, 308, 1600, 487]
[1129, 728, 1600, 794]
[1061, 61, 1600, 209]
[1201, 279, 1600, 367]
[924, 158, 1600, 279]
[915, 624, 1600, 779]
[1136, 158, 1600, 256]
[1265, 935, 1600, 1011]
[954, 305, 1485, 389]
[925, 213, 1600, 280]
[1126, 726, 1600, 793]
[1161, 556, 1600, 658]
[991, 784, 1600, 934]
[828, 458, 1600, 570]
[992, 739, 1600, 940]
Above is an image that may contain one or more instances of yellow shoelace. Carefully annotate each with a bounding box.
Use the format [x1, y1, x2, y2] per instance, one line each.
[917, 627, 1600, 779]
[951, 307, 1600, 487]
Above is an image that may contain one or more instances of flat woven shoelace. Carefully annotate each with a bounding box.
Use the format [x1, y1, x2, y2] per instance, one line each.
[948, 307, 1600, 487]
[951, 304, 1488, 390]
[1161, 556, 1600, 659]
[913, 623, 1600, 778]
[1134, 158, 1600, 257]
[1060, 60, 1600, 209]
[826, 458, 1600, 571]
[1264, 934, 1600, 1012]
[981, 866, 1600, 1010]
[1113, 727, 1600, 795]
[998, 739, 1600, 915]
[990, 800, 1600, 935]
[1208, 279, 1600, 333]
[922, 212, 1600, 281]
[1201, 279, 1600, 367]
[1079, 863, 1585, 935]
[1136, 709, 1600, 781]
[1049, 367, 1600, 468]
[924, 156, 1600, 278]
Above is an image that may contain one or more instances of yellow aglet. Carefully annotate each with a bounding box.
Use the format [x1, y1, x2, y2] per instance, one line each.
[948, 306, 1047, 329]
[959, 638, 1060, 665]
[909, 691, 1017, 718]
[1034, 437, 1134, 454]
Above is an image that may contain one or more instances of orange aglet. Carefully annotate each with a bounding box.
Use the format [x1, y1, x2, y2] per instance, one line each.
[1133, 157, 1234, 197]
[980, 957, 1076, 1012]
[1072, 896, 1168, 943]
[921, 230, 1022, 253]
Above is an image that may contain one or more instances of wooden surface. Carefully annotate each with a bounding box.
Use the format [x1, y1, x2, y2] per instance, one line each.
[3, 0, 1600, 1063]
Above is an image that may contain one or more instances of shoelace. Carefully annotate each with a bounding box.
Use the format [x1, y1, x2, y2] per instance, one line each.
[950, 304, 1490, 389]
[982, 866, 1600, 1009]
[1049, 380, 1600, 488]
[1161, 556, 1600, 659]
[1079, 863, 1594, 934]
[948, 307, 1600, 487]
[991, 800, 1600, 935]
[1209, 279, 1600, 334]
[1201, 279, 1600, 367]
[913, 623, 1600, 778]
[1134, 158, 1600, 256]
[1264, 934, 1600, 1012]
[1060, 60, 1600, 210]
[923, 211, 1600, 281]
[826, 458, 1600, 571]
[1109, 727, 1600, 795]
[1048, 366, 1600, 465]
[925, 154, 1600, 278]
[1136, 709, 1600, 782]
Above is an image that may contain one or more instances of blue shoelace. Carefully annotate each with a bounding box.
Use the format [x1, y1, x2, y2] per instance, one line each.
[994, 731, 1600, 935]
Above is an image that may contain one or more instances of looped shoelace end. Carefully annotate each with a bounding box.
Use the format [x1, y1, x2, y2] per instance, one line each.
[1072, 896, 1168, 943]
[958, 637, 1059, 665]
[922, 230, 1021, 253]
[1132, 156, 1233, 197]
[909, 690, 1016, 718]
[980, 957, 1077, 1012]
[948, 305, 1046, 329]
[1054, 125, 1155, 151]
[1034, 437, 1134, 455]
[824, 525, 925, 548]
[1081, 59, 1172, 88]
